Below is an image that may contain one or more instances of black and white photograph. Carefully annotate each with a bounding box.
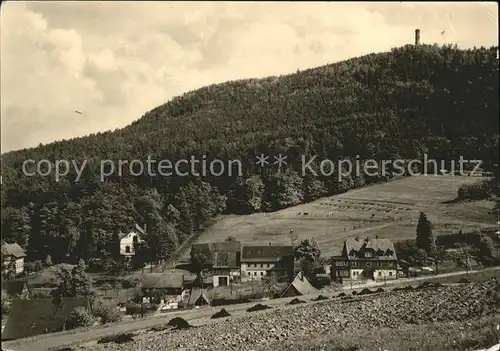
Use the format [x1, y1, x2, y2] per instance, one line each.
[1, 1, 499, 350]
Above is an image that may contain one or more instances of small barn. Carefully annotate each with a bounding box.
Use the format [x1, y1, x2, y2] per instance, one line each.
[2, 297, 91, 340]
[188, 288, 210, 307]
[2, 280, 31, 298]
[280, 271, 317, 298]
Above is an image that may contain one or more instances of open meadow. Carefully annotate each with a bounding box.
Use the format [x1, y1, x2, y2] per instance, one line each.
[181, 175, 497, 259]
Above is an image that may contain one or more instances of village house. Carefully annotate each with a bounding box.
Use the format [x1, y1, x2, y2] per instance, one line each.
[3, 243, 26, 276]
[280, 271, 317, 298]
[240, 244, 294, 282]
[118, 224, 145, 261]
[2, 280, 31, 299]
[141, 271, 185, 306]
[191, 241, 241, 287]
[331, 237, 398, 283]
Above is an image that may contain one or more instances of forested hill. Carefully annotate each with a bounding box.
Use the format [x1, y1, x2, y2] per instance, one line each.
[1, 44, 498, 265]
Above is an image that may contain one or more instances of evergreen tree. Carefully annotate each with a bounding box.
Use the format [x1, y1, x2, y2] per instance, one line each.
[416, 212, 436, 256]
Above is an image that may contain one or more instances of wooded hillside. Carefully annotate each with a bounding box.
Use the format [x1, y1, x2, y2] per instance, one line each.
[1, 44, 498, 265]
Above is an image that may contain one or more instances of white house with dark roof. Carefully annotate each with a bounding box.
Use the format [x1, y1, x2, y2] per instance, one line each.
[3, 242, 27, 276]
[331, 237, 398, 282]
[119, 224, 145, 261]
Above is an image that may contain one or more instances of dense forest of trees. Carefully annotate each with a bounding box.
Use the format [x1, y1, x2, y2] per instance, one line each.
[1, 44, 498, 265]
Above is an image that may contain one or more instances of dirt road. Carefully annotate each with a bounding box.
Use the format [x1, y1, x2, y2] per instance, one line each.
[3, 267, 499, 351]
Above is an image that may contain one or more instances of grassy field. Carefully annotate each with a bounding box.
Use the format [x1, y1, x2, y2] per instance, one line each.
[181, 175, 497, 259]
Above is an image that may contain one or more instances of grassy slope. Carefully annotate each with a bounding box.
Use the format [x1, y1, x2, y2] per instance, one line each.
[180, 175, 497, 259]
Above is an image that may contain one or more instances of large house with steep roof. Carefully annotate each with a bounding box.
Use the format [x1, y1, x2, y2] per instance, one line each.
[3, 242, 26, 276]
[240, 244, 294, 282]
[141, 271, 185, 304]
[191, 240, 241, 287]
[331, 237, 398, 282]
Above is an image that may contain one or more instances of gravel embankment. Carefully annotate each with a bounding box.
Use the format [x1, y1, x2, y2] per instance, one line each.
[73, 278, 500, 351]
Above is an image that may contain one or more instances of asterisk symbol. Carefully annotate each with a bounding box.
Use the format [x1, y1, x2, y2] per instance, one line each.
[273, 153, 287, 168]
[255, 154, 269, 167]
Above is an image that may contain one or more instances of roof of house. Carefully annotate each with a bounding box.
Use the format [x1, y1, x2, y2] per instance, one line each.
[4, 243, 26, 258]
[214, 251, 239, 268]
[1, 280, 30, 296]
[3, 297, 91, 340]
[134, 223, 146, 234]
[191, 241, 241, 267]
[118, 231, 143, 241]
[343, 237, 397, 260]
[241, 245, 294, 262]
[280, 271, 317, 297]
[192, 241, 241, 256]
[141, 272, 184, 290]
[188, 288, 210, 306]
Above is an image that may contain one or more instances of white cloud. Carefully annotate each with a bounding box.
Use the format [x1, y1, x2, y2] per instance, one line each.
[1, 1, 498, 151]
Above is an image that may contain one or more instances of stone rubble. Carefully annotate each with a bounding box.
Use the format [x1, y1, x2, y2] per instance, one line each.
[73, 278, 500, 351]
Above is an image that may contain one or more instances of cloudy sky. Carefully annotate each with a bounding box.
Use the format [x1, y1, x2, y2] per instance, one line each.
[1, 2, 498, 152]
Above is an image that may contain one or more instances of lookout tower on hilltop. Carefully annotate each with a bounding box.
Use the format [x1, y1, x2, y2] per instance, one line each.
[415, 29, 420, 45]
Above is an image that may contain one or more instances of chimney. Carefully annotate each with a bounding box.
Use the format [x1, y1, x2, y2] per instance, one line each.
[415, 29, 420, 46]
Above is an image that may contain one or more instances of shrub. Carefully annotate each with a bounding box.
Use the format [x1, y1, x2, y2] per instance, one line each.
[1, 296, 10, 314]
[33, 260, 44, 272]
[121, 278, 139, 289]
[92, 300, 123, 324]
[457, 180, 492, 200]
[66, 307, 94, 329]
[24, 261, 35, 274]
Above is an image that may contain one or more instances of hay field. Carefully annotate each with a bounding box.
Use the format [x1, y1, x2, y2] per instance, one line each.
[181, 175, 497, 258]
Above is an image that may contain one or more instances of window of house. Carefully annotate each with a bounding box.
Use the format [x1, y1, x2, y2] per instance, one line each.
[133, 235, 138, 243]
[389, 272, 393, 276]
[378, 272, 382, 276]
[365, 252, 372, 258]
[366, 262, 371, 267]
[378, 261, 382, 266]
[260, 272, 264, 276]
[125, 246, 131, 253]
[260, 264, 264, 268]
